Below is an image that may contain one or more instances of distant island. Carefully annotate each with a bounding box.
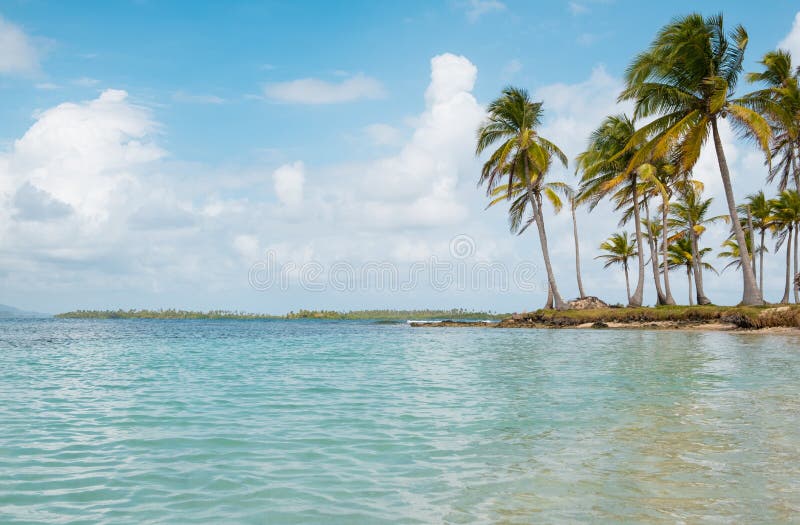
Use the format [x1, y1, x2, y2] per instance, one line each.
[55, 308, 508, 321]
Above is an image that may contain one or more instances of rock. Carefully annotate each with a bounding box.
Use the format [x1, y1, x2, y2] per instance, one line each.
[568, 296, 609, 310]
[591, 321, 608, 329]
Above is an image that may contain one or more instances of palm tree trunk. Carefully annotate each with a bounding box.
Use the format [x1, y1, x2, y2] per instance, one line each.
[544, 284, 554, 310]
[711, 117, 762, 305]
[624, 261, 631, 303]
[644, 197, 667, 305]
[759, 229, 766, 300]
[689, 227, 711, 304]
[794, 224, 799, 304]
[661, 198, 676, 305]
[572, 205, 586, 299]
[746, 206, 757, 287]
[794, 151, 800, 191]
[629, 179, 645, 306]
[781, 226, 792, 304]
[687, 265, 694, 306]
[530, 190, 567, 310]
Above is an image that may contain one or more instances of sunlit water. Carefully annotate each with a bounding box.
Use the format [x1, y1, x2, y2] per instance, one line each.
[1, 318, 799, 523]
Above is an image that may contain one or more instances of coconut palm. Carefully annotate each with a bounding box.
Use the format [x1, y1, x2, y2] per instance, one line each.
[476, 87, 569, 309]
[614, 173, 676, 305]
[738, 191, 774, 293]
[596, 232, 638, 302]
[620, 13, 772, 305]
[771, 190, 800, 303]
[486, 180, 578, 306]
[745, 50, 800, 191]
[641, 215, 669, 303]
[718, 231, 761, 273]
[577, 114, 653, 306]
[668, 187, 728, 304]
[664, 237, 716, 306]
[556, 183, 587, 299]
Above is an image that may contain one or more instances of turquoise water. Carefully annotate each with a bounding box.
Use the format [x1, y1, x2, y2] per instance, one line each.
[1, 319, 799, 523]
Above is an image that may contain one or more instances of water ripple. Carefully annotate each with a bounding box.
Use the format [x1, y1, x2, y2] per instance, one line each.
[0, 319, 799, 523]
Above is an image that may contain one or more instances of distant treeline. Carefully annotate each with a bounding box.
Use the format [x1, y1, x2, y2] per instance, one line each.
[56, 308, 507, 320]
[284, 309, 506, 320]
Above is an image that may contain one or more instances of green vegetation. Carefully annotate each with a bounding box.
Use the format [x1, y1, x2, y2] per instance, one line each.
[286, 309, 506, 320]
[500, 305, 800, 330]
[478, 12, 800, 309]
[56, 309, 282, 320]
[477, 86, 569, 310]
[56, 308, 507, 321]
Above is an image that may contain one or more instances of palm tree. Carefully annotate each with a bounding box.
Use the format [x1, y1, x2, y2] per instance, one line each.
[771, 190, 800, 303]
[641, 215, 669, 304]
[668, 187, 727, 304]
[476, 87, 569, 309]
[739, 191, 774, 293]
[718, 232, 760, 273]
[486, 179, 570, 307]
[745, 50, 800, 191]
[664, 237, 716, 306]
[556, 183, 587, 299]
[620, 13, 772, 305]
[577, 114, 652, 306]
[596, 232, 637, 302]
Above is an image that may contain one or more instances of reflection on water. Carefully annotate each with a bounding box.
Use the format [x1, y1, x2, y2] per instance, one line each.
[0, 319, 798, 523]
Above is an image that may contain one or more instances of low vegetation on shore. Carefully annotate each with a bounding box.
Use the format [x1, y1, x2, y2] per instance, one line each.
[408, 305, 800, 330]
[499, 305, 800, 329]
[55, 308, 507, 321]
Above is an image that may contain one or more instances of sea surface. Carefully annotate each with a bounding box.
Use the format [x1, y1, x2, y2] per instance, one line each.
[1, 318, 799, 524]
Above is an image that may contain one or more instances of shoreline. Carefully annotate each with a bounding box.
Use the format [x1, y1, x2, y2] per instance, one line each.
[409, 305, 800, 332]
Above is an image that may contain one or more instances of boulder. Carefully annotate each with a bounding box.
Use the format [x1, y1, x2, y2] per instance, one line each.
[567, 296, 609, 310]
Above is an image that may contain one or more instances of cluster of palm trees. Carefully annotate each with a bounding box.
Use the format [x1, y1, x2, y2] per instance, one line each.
[476, 13, 800, 308]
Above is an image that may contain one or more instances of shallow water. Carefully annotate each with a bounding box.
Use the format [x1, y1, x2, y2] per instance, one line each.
[1, 318, 799, 523]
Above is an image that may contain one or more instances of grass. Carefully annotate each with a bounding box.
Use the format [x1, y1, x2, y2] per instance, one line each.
[503, 304, 800, 329]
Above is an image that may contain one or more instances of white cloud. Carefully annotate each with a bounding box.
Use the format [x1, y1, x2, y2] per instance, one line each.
[272, 161, 305, 207]
[264, 73, 385, 104]
[536, 65, 629, 160]
[7, 89, 163, 220]
[364, 123, 402, 146]
[172, 91, 225, 104]
[347, 53, 482, 227]
[464, 0, 506, 22]
[0, 15, 40, 75]
[2, 53, 782, 313]
[35, 82, 59, 90]
[778, 12, 800, 58]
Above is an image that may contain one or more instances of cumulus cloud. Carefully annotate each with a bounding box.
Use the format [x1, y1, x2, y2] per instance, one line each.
[3, 51, 780, 312]
[264, 73, 385, 104]
[272, 161, 305, 207]
[8, 89, 164, 220]
[364, 123, 402, 146]
[346, 53, 482, 227]
[778, 12, 800, 58]
[0, 15, 40, 75]
[13, 182, 72, 221]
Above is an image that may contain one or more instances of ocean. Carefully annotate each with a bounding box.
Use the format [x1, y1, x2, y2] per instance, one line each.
[1, 318, 799, 523]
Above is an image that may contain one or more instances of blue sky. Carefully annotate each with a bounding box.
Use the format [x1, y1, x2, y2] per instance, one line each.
[1, 1, 799, 313]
